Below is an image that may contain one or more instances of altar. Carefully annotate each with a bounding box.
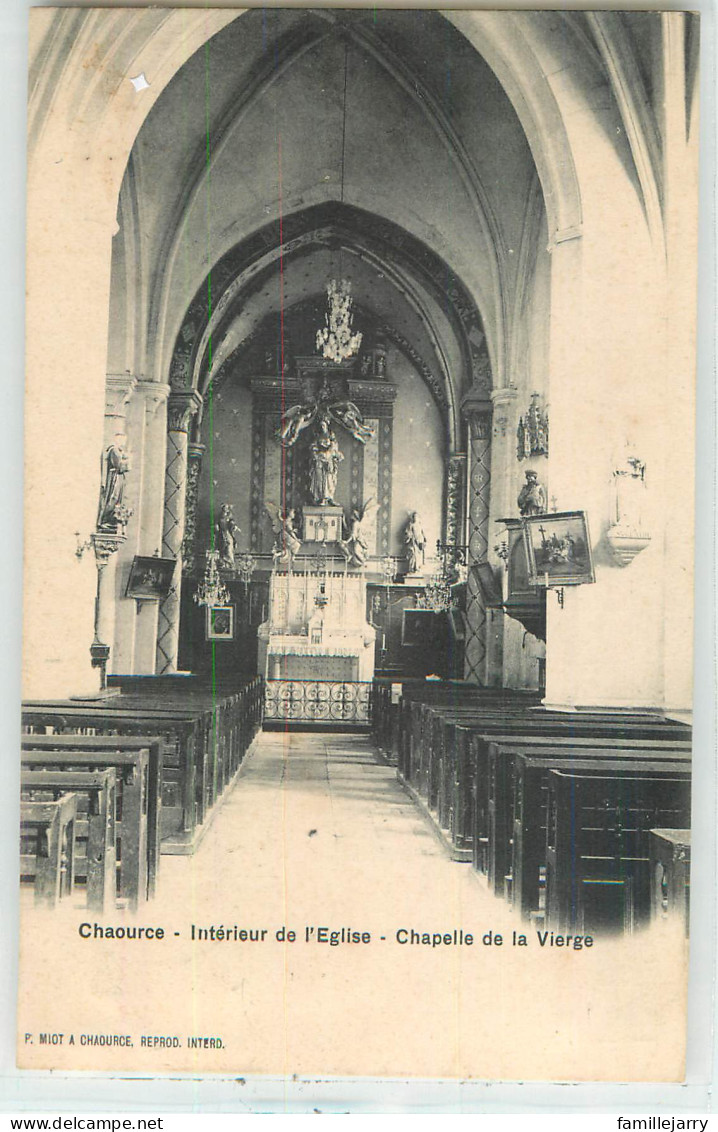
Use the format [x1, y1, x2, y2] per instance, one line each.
[259, 568, 376, 725]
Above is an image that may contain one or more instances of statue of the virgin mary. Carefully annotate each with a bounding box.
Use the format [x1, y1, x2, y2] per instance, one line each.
[309, 414, 344, 505]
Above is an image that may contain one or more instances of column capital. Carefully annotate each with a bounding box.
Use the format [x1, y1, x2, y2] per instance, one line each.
[167, 390, 203, 433]
[136, 380, 171, 415]
[91, 530, 126, 567]
[490, 384, 519, 407]
[461, 387, 493, 421]
[105, 373, 138, 420]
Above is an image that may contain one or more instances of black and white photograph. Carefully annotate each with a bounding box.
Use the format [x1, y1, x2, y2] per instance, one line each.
[18, 4, 701, 1087]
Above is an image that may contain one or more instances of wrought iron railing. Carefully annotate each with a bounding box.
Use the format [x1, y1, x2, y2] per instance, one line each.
[264, 680, 372, 725]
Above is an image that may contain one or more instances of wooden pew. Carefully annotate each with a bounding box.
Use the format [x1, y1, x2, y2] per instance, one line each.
[21, 747, 149, 910]
[649, 828, 691, 933]
[428, 708, 688, 844]
[545, 767, 691, 933]
[22, 704, 205, 854]
[491, 742, 692, 916]
[20, 793, 78, 907]
[22, 679, 264, 856]
[401, 703, 689, 864]
[21, 734, 163, 897]
[21, 768, 116, 911]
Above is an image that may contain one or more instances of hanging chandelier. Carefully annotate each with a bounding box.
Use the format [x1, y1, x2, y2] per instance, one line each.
[193, 549, 230, 607]
[316, 278, 362, 363]
[414, 569, 456, 614]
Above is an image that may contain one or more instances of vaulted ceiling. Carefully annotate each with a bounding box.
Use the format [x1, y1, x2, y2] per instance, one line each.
[106, 8, 683, 438]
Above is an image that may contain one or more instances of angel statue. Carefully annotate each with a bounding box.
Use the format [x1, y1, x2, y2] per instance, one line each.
[216, 503, 240, 568]
[265, 502, 302, 569]
[339, 498, 378, 569]
[277, 395, 375, 449]
[276, 402, 317, 447]
[328, 401, 376, 444]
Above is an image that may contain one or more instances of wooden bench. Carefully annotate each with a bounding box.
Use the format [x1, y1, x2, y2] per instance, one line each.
[491, 743, 691, 916]
[20, 793, 78, 907]
[23, 704, 205, 854]
[23, 680, 264, 857]
[401, 704, 689, 864]
[545, 767, 691, 933]
[21, 768, 116, 911]
[432, 709, 688, 846]
[649, 828, 691, 933]
[21, 734, 164, 897]
[20, 747, 150, 910]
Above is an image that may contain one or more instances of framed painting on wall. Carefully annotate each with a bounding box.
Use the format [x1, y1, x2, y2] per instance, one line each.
[125, 555, 175, 600]
[523, 510, 595, 587]
[206, 604, 235, 641]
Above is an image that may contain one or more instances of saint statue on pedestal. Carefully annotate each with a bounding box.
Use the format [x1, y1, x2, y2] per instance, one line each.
[404, 511, 427, 574]
[517, 470, 547, 516]
[97, 434, 131, 531]
[216, 503, 240, 568]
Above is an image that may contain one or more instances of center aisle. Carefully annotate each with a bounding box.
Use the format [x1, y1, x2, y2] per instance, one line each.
[159, 729, 503, 928]
[19, 730, 683, 1078]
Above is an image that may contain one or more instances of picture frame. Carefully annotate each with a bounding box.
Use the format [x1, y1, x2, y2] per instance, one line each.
[401, 608, 437, 646]
[205, 604, 235, 641]
[124, 555, 176, 600]
[523, 510, 595, 587]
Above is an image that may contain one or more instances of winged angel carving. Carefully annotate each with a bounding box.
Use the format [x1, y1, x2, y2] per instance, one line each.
[277, 396, 375, 449]
[339, 498, 379, 569]
[265, 502, 302, 569]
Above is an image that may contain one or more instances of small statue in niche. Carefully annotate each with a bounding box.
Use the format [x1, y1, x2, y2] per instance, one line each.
[265, 502, 302, 569]
[216, 503, 241, 568]
[308, 414, 344, 505]
[339, 498, 378, 569]
[517, 470, 547, 516]
[611, 450, 647, 535]
[97, 434, 131, 531]
[404, 511, 427, 574]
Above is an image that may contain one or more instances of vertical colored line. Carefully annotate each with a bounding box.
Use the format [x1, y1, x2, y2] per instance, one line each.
[204, 41, 218, 721]
[278, 130, 286, 537]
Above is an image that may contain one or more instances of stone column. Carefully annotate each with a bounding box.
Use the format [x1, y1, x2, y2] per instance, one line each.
[111, 380, 171, 674]
[181, 442, 206, 577]
[155, 390, 203, 674]
[444, 453, 467, 548]
[461, 388, 493, 684]
[90, 531, 126, 690]
[92, 374, 136, 680]
[486, 385, 520, 685]
[132, 382, 171, 674]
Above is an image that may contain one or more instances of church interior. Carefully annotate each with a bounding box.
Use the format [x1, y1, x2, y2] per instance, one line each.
[21, 9, 698, 948]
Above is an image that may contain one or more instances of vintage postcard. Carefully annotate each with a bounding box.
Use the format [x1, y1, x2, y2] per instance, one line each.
[19, 7, 698, 1081]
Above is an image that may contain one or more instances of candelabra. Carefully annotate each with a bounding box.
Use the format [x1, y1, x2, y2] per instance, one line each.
[236, 551, 256, 595]
[193, 549, 230, 607]
[315, 279, 362, 363]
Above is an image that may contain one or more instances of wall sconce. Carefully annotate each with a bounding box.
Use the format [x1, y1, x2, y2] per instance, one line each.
[75, 531, 93, 560]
